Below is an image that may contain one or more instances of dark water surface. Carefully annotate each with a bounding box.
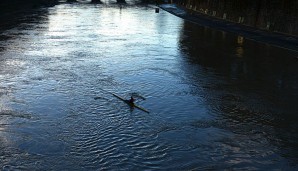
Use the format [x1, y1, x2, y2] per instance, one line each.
[1, 2, 298, 170]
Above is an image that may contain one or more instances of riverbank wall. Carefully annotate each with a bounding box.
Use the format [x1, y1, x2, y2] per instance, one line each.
[175, 0, 298, 36]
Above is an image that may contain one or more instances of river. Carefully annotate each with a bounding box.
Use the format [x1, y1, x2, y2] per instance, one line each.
[0, 1, 298, 170]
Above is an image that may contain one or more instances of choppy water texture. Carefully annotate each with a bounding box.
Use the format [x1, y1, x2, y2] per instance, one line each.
[1, 1, 298, 170]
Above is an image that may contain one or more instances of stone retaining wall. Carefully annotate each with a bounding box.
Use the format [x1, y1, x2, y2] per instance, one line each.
[176, 0, 298, 36]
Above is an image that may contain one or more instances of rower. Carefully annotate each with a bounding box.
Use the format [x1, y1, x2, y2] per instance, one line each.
[128, 96, 135, 104]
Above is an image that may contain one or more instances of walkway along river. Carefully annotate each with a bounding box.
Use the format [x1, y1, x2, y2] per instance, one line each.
[0, 1, 298, 170]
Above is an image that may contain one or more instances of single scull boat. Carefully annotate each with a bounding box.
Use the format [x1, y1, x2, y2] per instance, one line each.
[112, 93, 149, 113]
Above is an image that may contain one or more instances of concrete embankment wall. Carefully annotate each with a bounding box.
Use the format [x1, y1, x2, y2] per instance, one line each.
[176, 0, 298, 36]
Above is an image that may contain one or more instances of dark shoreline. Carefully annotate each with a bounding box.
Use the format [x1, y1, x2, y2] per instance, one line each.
[159, 4, 298, 52]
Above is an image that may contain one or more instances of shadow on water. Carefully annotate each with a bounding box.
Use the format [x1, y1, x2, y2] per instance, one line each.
[0, 7, 51, 55]
[179, 21, 298, 165]
[0, 0, 56, 29]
